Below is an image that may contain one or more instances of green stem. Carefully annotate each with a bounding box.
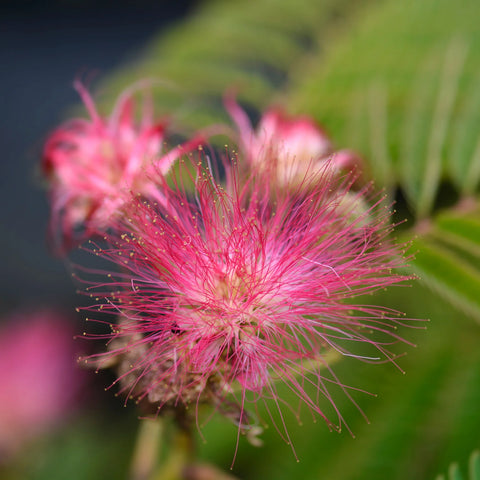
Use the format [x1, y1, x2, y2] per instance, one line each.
[129, 418, 164, 480]
[152, 425, 193, 480]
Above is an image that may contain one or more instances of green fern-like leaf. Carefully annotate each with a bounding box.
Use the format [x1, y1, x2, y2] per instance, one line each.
[98, 0, 372, 130]
[401, 205, 480, 321]
[288, 0, 480, 208]
[436, 451, 480, 480]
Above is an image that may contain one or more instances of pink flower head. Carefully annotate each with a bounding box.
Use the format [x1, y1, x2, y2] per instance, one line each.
[42, 82, 202, 253]
[80, 155, 415, 451]
[226, 96, 360, 188]
[0, 309, 83, 460]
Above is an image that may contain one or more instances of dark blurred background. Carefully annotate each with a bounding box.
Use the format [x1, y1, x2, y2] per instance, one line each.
[0, 0, 196, 313]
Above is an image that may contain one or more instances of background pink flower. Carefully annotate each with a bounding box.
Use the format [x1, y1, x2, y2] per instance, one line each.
[225, 96, 359, 188]
[0, 309, 84, 460]
[42, 82, 201, 253]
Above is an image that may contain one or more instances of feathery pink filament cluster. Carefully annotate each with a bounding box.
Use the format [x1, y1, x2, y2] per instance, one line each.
[81, 157, 413, 441]
[42, 82, 201, 252]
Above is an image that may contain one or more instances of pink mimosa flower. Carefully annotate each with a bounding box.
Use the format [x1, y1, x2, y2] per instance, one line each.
[0, 309, 83, 460]
[80, 156, 415, 452]
[226, 96, 359, 188]
[42, 82, 202, 253]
